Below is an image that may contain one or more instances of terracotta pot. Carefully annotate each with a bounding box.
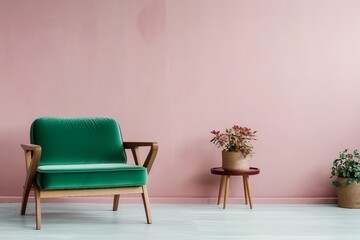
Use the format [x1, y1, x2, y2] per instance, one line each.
[337, 177, 360, 208]
[222, 151, 249, 171]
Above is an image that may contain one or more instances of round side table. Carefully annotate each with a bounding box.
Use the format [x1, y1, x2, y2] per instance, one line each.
[210, 167, 260, 209]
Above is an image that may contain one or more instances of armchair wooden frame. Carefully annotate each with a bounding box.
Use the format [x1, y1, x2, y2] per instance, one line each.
[20, 142, 158, 230]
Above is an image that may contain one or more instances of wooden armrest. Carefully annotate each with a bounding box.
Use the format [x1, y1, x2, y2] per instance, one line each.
[123, 142, 157, 148]
[21, 144, 42, 172]
[21, 144, 41, 151]
[123, 142, 158, 173]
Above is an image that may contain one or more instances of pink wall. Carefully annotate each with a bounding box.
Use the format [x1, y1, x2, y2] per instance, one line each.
[1, 0, 360, 203]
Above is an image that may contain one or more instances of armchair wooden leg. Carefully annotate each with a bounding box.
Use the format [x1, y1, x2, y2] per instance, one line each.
[20, 186, 31, 215]
[217, 176, 225, 205]
[113, 195, 120, 211]
[34, 186, 41, 230]
[141, 186, 152, 224]
[21, 180, 35, 216]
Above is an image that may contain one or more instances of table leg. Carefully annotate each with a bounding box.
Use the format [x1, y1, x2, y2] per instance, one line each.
[217, 176, 225, 205]
[223, 175, 230, 209]
[243, 176, 248, 205]
[244, 175, 253, 209]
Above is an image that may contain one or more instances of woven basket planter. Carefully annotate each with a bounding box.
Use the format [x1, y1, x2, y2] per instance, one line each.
[337, 177, 360, 208]
[221, 151, 249, 171]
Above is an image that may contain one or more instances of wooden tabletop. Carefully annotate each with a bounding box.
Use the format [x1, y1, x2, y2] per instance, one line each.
[211, 167, 260, 176]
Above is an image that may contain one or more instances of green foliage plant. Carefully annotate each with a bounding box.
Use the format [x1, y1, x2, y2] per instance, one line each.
[331, 149, 360, 188]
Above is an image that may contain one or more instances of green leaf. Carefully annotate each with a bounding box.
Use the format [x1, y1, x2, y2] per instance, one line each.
[333, 181, 341, 188]
[345, 178, 358, 186]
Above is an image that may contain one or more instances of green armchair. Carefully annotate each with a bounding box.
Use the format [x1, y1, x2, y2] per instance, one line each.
[20, 117, 158, 230]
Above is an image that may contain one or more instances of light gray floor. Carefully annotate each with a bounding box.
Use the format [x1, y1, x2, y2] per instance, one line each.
[1, 203, 360, 240]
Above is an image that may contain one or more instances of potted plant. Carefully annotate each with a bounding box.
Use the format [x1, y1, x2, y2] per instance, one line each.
[211, 125, 257, 171]
[331, 149, 360, 208]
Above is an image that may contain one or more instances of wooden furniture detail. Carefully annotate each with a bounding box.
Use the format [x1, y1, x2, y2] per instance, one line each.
[211, 167, 260, 209]
[21, 142, 158, 230]
[21, 118, 161, 230]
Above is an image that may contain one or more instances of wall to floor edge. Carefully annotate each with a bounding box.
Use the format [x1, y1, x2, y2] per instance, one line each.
[0, 196, 337, 204]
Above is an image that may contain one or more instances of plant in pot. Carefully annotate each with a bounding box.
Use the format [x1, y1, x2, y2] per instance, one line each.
[211, 125, 257, 171]
[331, 149, 360, 208]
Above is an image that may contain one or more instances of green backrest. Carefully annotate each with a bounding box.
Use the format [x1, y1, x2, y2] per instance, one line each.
[31, 117, 127, 166]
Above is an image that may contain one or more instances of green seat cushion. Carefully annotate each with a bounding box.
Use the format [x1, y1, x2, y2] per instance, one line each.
[36, 163, 148, 190]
